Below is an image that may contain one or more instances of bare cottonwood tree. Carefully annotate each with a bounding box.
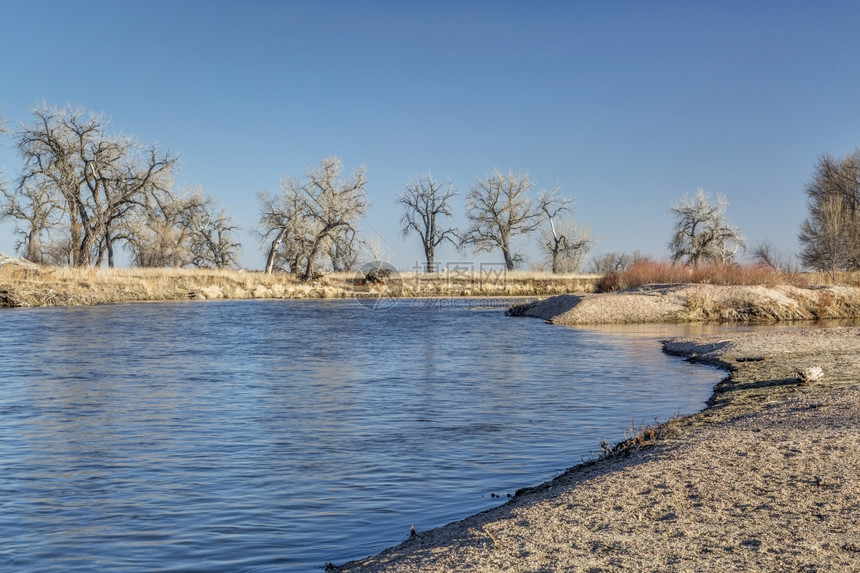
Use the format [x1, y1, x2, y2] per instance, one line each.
[186, 198, 241, 269]
[588, 251, 646, 274]
[1, 181, 64, 263]
[297, 157, 368, 281]
[537, 190, 593, 273]
[257, 157, 368, 280]
[123, 186, 237, 268]
[258, 183, 304, 273]
[0, 118, 64, 263]
[326, 225, 360, 272]
[800, 191, 852, 281]
[668, 189, 745, 266]
[540, 217, 594, 273]
[798, 151, 860, 280]
[397, 173, 458, 273]
[15, 105, 177, 267]
[462, 169, 544, 271]
[751, 240, 795, 274]
[124, 188, 191, 267]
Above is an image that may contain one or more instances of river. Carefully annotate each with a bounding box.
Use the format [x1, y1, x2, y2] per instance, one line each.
[0, 299, 725, 572]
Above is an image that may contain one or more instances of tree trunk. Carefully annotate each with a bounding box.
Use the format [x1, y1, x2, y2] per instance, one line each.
[301, 242, 321, 282]
[105, 231, 115, 268]
[69, 209, 83, 267]
[265, 228, 288, 274]
[502, 248, 514, 271]
[424, 248, 434, 273]
[26, 236, 41, 264]
[78, 231, 96, 267]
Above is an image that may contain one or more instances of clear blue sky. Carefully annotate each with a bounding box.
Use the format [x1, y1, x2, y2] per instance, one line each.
[2, 1, 859, 271]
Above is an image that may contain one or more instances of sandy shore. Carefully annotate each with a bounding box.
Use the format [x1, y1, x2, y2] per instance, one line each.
[507, 284, 860, 323]
[333, 325, 860, 572]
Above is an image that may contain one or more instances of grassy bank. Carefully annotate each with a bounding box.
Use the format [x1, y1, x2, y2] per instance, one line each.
[509, 283, 860, 325]
[504, 261, 860, 325]
[0, 264, 599, 307]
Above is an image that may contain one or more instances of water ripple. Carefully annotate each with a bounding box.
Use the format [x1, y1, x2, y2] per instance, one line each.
[0, 300, 725, 572]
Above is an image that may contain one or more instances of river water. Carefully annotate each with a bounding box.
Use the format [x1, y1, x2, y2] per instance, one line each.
[0, 299, 726, 572]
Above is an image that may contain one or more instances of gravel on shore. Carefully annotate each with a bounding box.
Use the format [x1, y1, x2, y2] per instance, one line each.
[333, 326, 860, 572]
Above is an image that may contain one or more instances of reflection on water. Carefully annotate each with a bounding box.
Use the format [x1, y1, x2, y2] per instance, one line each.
[0, 300, 726, 572]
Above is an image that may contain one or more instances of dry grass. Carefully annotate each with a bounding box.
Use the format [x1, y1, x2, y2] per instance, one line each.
[595, 260, 812, 293]
[674, 284, 860, 322]
[600, 415, 681, 456]
[0, 265, 599, 307]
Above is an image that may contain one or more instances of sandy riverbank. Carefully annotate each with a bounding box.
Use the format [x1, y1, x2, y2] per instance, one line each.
[507, 283, 860, 324]
[332, 325, 860, 572]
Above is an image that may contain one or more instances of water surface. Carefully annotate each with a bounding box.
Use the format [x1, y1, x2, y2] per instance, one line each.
[0, 299, 725, 571]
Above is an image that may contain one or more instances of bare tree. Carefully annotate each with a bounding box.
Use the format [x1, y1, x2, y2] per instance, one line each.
[124, 189, 188, 267]
[669, 189, 745, 266]
[1, 181, 63, 263]
[123, 186, 233, 268]
[326, 225, 360, 272]
[798, 151, 860, 280]
[540, 217, 594, 273]
[15, 105, 177, 267]
[42, 233, 74, 266]
[462, 169, 543, 271]
[588, 251, 646, 274]
[257, 182, 305, 274]
[397, 172, 458, 272]
[186, 197, 241, 269]
[257, 157, 368, 280]
[751, 239, 795, 274]
[536, 190, 593, 273]
[800, 192, 851, 282]
[298, 157, 368, 281]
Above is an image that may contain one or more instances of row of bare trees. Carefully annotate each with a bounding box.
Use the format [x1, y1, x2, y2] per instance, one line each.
[397, 169, 593, 273]
[255, 163, 595, 279]
[2, 108, 591, 275]
[251, 149, 859, 281]
[0, 105, 239, 268]
[457, 169, 594, 272]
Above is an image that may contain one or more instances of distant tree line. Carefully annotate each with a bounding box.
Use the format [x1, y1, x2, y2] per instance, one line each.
[256, 165, 595, 279]
[3, 103, 854, 282]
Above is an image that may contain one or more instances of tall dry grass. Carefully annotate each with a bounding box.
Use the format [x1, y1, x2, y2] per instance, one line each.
[0, 265, 599, 307]
[595, 260, 813, 293]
